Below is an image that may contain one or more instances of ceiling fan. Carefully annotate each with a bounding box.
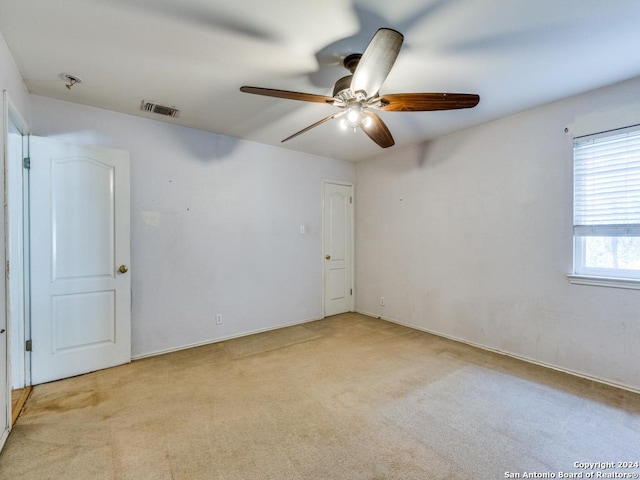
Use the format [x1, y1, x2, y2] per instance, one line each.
[240, 28, 480, 148]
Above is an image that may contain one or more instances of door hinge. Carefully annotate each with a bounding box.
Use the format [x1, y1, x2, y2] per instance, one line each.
[5, 260, 9, 277]
[350, 196, 352, 204]
[23, 157, 30, 169]
[350, 288, 353, 295]
[25, 339, 32, 352]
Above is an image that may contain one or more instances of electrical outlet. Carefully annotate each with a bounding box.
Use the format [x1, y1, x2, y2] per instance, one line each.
[216, 313, 223, 325]
[380, 297, 385, 306]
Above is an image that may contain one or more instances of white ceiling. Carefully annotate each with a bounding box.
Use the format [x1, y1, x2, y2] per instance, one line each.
[2, 0, 640, 161]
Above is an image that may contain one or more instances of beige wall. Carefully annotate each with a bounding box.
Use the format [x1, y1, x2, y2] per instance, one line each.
[31, 95, 356, 358]
[355, 76, 640, 391]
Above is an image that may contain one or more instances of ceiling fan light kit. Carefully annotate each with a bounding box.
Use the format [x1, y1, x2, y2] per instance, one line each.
[240, 28, 480, 148]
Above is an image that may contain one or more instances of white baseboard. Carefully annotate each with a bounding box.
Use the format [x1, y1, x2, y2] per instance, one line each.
[132, 315, 323, 361]
[356, 310, 640, 395]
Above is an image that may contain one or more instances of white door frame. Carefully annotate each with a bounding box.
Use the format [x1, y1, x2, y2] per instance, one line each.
[321, 179, 354, 318]
[2, 91, 30, 450]
[5, 95, 30, 389]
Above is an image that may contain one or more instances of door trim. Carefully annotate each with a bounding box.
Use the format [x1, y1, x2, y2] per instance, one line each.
[2, 91, 30, 451]
[5, 94, 30, 390]
[321, 179, 354, 318]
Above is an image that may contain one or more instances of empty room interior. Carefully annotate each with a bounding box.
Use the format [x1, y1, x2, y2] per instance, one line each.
[1, 1, 640, 479]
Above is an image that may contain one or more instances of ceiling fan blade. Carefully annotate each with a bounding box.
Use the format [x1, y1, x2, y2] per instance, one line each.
[374, 93, 480, 111]
[350, 28, 404, 98]
[281, 112, 345, 143]
[361, 112, 395, 148]
[240, 86, 337, 105]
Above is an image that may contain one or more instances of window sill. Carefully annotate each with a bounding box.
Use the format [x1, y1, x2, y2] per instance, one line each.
[566, 274, 640, 290]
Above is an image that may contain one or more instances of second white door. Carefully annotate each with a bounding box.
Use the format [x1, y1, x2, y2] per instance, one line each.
[323, 181, 353, 317]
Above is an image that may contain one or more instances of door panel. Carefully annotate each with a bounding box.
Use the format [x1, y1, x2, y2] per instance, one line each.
[30, 136, 130, 385]
[329, 194, 347, 260]
[328, 270, 346, 301]
[53, 158, 115, 279]
[323, 182, 353, 316]
[53, 291, 115, 352]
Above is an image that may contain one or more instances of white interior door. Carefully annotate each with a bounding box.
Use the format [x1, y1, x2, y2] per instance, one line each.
[29, 136, 131, 385]
[323, 181, 353, 317]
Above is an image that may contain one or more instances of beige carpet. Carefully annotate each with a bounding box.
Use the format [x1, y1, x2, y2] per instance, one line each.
[1, 313, 639, 479]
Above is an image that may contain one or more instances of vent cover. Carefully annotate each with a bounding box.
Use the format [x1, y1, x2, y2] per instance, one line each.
[141, 100, 180, 118]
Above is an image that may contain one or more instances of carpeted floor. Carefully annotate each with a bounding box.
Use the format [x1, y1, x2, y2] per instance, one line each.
[1, 313, 639, 479]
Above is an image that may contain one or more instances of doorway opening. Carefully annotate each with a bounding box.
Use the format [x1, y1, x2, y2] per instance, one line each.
[11, 386, 32, 425]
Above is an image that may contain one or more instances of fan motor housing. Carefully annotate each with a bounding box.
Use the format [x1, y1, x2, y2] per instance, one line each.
[333, 75, 353, 99]
[343, 53, 362, 73]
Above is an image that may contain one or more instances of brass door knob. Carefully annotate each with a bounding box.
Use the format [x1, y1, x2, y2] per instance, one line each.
[118, 265, 129, 274]
[325, 255, 331, 260]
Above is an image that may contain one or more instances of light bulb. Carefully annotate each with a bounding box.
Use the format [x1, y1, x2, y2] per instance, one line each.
[362, 115, 372, 128]
[339, 118, 348, 130]
[347, 105, 362, 123]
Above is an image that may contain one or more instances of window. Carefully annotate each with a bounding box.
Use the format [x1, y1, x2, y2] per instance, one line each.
[572, 125, 640, 285]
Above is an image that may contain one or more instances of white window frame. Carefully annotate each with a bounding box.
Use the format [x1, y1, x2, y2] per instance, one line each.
[568, 124, 640, 289]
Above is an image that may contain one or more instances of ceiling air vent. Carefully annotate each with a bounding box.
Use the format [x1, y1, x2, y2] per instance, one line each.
[141, 100, 180, 118]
